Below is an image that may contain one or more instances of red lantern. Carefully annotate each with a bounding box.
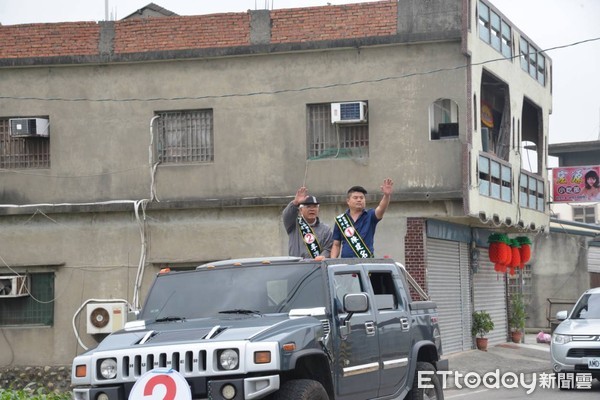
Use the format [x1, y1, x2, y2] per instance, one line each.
[509, 239, 521, 269]
[516, 236, 532, 268]
[488, 233, 511, 268]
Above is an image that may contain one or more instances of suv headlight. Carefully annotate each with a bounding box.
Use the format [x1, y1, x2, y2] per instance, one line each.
[99, 358, 118, 379]
[552, 334, 572, 345]
[218, 349, 239, 370]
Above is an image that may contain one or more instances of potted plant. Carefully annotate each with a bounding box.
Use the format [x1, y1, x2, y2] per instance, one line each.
[472, 310, 494, 351]
[509, 293, 526, 343]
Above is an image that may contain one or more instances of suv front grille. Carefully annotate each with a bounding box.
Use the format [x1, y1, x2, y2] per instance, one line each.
[122, 350, 207, 378]
[566, 348, 600, 358]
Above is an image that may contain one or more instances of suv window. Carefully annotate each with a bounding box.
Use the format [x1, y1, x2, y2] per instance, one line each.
[141, 264, 325, 320]
[333, 272, 363, 309]
[572, 294, 600, 319]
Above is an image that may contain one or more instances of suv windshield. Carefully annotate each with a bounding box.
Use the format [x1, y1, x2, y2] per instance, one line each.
[140, 263, 326, 321]
[571, 293, 600, 319]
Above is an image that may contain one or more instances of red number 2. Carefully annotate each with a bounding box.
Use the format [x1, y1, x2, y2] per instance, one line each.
[143, 375, 176, 400]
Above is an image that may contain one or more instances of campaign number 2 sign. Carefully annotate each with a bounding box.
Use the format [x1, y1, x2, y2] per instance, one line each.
[129, 369, 191, 400]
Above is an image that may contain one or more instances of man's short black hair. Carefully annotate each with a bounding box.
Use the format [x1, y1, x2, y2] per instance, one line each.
[347, 185, 367, 195]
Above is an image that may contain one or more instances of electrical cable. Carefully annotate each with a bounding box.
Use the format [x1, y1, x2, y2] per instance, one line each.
[0, 38, 597, 103]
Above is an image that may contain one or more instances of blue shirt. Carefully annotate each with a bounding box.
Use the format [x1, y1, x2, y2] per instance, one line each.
[333, 208, 380, 258]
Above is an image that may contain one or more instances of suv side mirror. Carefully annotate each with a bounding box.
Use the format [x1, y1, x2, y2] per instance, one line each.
[344, 293, 369, 313]
[339, 293, 369, 338]
[556, 310, 568, 321]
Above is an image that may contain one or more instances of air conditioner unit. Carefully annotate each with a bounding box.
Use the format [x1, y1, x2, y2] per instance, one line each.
[0, 275, 29, 298]
[86, 302, 127, 334]
[9, 118, 50, 137]
[331, 101, 367, 124]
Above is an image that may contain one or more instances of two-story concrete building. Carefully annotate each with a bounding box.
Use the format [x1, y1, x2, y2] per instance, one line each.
[0, 0, 551, 365]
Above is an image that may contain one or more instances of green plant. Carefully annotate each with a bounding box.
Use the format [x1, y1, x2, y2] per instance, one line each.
[509, 293, 527, 332]
[0, 388, 71, 400]
[472, 310, 494, 338]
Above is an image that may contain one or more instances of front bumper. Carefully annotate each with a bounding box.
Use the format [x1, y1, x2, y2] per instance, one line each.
[73, 374, 280, 400]
[551, 342, 600, 377]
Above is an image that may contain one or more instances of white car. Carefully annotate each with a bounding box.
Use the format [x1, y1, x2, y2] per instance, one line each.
[551, 287, 600, 384]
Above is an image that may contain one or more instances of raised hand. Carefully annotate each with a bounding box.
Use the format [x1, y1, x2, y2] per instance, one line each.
[294, 187, 309, 205]
[381, 178, 393, 196]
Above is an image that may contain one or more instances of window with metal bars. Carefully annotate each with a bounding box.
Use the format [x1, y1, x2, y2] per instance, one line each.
[156, 110, 214, 164]
[0, 273, 55, 326]
[0, 118, 51, 169]
[507, 264, 532, 306]
[307, 103, 368, 160]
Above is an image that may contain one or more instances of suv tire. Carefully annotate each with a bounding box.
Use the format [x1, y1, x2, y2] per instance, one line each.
[272, 379, 328, 400]
[406, 361, 444, 400]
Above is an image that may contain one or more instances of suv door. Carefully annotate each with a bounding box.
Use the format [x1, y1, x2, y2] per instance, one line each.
[363, 263, 412, 397]
[330, 265, 380, 400]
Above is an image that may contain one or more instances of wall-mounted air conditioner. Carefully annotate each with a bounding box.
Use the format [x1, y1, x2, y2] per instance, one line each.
[9, 118, 50, 137]
[86, 302, 127, 334]
[331, 101, 368, 124]
[0, 275, 30, 298]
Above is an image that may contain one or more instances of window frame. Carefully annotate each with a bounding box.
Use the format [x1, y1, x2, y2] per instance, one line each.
[155, 109, 214, 164]
[306, 102, 369, 160]
[430, 98, 459, 140]
[572, 205, 596, 224]
[479, 153, 512, 202]
[519, 172, 545, 212]
[0, 117, 51, 169]
[0, 272, 55, 327]
[478, 1, 512, 59]
[519, 37, 546, 86]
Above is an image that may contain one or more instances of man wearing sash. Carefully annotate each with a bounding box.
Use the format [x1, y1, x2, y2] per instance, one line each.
[330, 178, 393, 258]
[282, 187, 333, 259]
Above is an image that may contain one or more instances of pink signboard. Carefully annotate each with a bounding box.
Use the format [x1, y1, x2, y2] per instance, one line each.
[552, 165, 600, 203]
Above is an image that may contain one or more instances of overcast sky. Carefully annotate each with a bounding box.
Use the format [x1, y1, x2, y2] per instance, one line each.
[1, 0, 599, 145]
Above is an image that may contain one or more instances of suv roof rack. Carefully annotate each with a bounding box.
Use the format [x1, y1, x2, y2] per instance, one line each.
[196, 256, 303, 269]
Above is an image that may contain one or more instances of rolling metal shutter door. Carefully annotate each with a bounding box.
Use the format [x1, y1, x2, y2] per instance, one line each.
[426, 238, 472, 354]
[473, 249, 508, 345]
[589, 246, 600, 273]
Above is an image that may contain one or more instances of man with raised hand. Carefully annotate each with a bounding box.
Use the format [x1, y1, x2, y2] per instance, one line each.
[330, 178, 393, 258]
[282, 187, 333, 259]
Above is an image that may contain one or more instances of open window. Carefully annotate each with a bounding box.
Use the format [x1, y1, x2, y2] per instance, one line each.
[368, 271, 402, 311]
[480, 70, 510, 161]
[521, 98, 543, 174]
[429, 98, 459, 140]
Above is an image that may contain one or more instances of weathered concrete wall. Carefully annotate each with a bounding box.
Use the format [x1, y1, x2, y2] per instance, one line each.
[527, 232, 590, 328]
[0, 42, 465, 205]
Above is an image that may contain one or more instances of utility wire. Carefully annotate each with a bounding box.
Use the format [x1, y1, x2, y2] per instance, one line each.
[0, 37, 598, 103]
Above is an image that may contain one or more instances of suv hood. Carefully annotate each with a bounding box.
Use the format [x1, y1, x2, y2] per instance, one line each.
[88, 313, 325, 352]
[555, 318, 600, 335]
